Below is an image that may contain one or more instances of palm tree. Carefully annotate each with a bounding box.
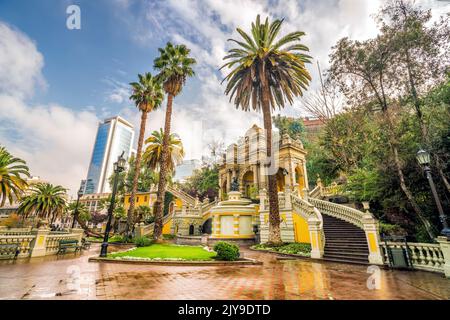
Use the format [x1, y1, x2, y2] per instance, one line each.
[18, 183, 67, 224]
[67, 201, 90, 223]
[0, 146, 30, 207]
[152, 42, 196, 241]
[126, 72, 164, 237]
[143, 129, 185, 173]
[221, 15, 312, 244]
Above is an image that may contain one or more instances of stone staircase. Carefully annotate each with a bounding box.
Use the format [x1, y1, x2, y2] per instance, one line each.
[322, 214, 369, 265]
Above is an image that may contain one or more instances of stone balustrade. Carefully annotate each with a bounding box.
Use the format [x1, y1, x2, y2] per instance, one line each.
[309, 197, 365, 229]
[381, 241, 446, 274]
[0, 228, 84, 259]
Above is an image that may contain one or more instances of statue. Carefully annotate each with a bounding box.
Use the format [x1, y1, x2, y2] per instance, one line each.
[230, 177, 239, 191]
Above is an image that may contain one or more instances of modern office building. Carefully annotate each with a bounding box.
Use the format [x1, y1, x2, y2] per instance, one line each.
[84, 116, 134, 194]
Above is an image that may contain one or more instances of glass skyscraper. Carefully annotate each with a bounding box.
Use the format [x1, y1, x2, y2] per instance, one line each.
[84, 116, 134, 194]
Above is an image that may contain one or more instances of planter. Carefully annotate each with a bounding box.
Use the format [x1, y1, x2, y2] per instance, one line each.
[88, 256, 262, 266]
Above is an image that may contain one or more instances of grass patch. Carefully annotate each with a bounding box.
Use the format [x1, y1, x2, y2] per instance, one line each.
[252, 242, 311, 257]
[109, 243, 217, 261]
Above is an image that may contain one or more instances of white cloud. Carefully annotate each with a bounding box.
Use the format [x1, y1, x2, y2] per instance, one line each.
[0, 22, 98, 197]
[0, 22, 46, 99]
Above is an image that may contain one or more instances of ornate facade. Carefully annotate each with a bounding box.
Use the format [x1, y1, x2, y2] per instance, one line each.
[218, 124, 309, 200]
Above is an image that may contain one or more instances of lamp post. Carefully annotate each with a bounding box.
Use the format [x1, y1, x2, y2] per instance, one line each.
[416, 149, 450, 237]
[100, 151, 127, 257]
[71, 184, 84, 228]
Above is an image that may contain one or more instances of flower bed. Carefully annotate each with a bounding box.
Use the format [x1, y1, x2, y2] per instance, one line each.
[251, 242, 311, 257]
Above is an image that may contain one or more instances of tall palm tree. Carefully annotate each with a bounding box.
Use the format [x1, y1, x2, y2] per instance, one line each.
[221, 15, 312, 244]
[152, 42, 196, 241]
[0, 146, 30, 207]
[126, 72, 164, 237]
[143, 129, 185, 173]
[18, 183, 67, 224]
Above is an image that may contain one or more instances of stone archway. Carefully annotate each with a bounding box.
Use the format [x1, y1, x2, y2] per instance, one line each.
[242, 170, 254, 198]
[295, 164, 306, 196]
[202, 218, 212, 234]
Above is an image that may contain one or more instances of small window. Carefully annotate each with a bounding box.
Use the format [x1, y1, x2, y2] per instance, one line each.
[144, 196, 148, 202]
[136, 196, 140, 202]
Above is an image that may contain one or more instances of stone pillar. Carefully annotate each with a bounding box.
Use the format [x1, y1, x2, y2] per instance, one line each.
[362, 213, 384, 265]
[437, 236, 450, 278]
[233, 214, 240, 236]
[308, 217, 323, 259]
[226, 170, 232, 192]
[30, 228, 50, 257]
[70, 228, 84, 246]
[284, 185, 292, 210]
[302, 160, 309, 192]
[212, 214, 220, 237]
[135, 223, 145, 238]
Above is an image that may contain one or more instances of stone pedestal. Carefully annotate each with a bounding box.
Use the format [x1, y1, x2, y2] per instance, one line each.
[362, 214, 384, 265]
[308, 217, 323, 259]
[30, 228, 50, 257]
[70, 228, 84, 246]
[228, 191, 242, 201]
[437, 236, 450, 278]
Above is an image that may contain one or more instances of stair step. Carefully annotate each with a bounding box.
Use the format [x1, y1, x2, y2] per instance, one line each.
[324, 249, 369, 256]
[325, 244, 369, 250]
[323, 257, 369, 265]
[324, 253, 369, 261]
[325, 246, 368, 252]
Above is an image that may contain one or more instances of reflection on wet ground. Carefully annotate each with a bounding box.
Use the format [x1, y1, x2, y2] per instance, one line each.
[0, 244, 448, 300]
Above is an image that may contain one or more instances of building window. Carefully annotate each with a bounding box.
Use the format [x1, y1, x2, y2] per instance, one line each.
[136, 196, 140, 202]
[144, 196, 148, 202]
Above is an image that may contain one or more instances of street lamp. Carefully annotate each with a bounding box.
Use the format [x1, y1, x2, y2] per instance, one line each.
[71, 183, 84, 228]
[416, 149, 450, 237]
[100, 151, 127, 257]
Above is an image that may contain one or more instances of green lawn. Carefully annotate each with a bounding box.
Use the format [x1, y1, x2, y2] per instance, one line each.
[109, 243, 217, 261]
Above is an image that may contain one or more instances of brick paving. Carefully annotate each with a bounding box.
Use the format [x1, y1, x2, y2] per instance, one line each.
[0, 244, 448, 300]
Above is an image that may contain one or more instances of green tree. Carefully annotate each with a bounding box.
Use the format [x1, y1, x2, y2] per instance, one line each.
[126, 72, 164, 236]
[328, 35, 435, 240]
[143, 129, 185, 173]
[222, 15, 312, 244]
[180, 165, 219, 201]
[272, 115, 306, 142]
[18, 183, 67, 224]
[0, 146, 30, 206]
[67, 201, 90, 222]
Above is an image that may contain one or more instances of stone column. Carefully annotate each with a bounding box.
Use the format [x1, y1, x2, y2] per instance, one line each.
[212, 214, 220, 237]
[362, 213, 384, 265]
[226, 170, 232, 193]
[307, 217, 323, 259]
[437, 236, 450, 278]
[233, 214, 240, 236]
[302, 160, 309, 192]
[30, 228, 50, 257]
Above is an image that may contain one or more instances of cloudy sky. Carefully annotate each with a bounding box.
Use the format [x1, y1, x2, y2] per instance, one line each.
[0, 0, 448, 197]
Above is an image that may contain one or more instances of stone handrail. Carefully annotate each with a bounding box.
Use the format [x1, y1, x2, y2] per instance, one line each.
[201, 199, 218, 214]
[138, 211, 174, 236]
[0, 234, 36, 258]
[45, 233, 81, 255]
[381, 241, 445, 274]
[308, 185, 321, 198]
[167, 186, 196, 205]
[308, 197, 365, 229]
[0, 227, 33, 236]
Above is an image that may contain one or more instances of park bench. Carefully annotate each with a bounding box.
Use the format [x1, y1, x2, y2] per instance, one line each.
[0, 243, 20, 260]
[57, 239, 81, 255]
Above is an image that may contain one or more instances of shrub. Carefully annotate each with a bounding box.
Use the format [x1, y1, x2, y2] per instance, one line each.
[213, 241, 240, 261]
[252, 242, 311, 256]
[134, 236, 153, 247]
[163, 234, 176, 240]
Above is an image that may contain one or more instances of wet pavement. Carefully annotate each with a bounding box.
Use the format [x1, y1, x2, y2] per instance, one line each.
[0, 244, 448, 300]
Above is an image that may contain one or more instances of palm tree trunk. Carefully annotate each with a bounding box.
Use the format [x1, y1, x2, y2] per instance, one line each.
[126, 110, 148, 237]
[260, 64, 282, 245]
[153, 93, 173, 241]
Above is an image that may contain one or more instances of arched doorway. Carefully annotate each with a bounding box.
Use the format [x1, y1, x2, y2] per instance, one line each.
[189, 224, 195, 235]
[202, 218, 212, 234]
[221, 179, 227, 200]
[295, 165, 306, 196]
[242, 170, 254, 198]
[276, 168, 287, 192]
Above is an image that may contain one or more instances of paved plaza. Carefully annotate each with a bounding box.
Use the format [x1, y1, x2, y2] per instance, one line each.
[0, 244, 448, 300]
